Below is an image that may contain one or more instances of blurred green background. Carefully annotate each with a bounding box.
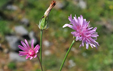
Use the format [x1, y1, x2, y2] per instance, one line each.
[0, 0, 113, 71]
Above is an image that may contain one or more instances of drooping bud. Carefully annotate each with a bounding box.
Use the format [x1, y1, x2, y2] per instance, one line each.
[38, 0, 56, 30]
[44, 0, 56, 18]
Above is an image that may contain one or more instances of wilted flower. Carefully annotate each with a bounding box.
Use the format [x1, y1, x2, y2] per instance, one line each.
[63, 15, 99, 49]
[18, 39, 40, 60]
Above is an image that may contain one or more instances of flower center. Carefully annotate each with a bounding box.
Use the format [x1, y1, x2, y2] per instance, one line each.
[28, 49, 35, 56]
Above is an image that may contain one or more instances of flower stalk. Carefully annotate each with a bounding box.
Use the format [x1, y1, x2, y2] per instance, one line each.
[37, 55, 43, 71]
[40, 30, 43, 63]
[59, 40, 75, 71]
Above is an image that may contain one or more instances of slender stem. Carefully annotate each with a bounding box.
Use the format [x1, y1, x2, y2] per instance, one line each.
[40, 30, 43, 64]
[59, 40, 75, 71]
[37, 55, 43, 71]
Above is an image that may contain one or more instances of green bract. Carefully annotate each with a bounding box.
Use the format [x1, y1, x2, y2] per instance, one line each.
[38, 17, 47, 30]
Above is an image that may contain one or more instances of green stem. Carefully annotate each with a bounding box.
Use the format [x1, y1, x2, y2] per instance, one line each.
[40, 30, 43, 64]
[59, 40, 75, 71]
[37, 55, 43, 71]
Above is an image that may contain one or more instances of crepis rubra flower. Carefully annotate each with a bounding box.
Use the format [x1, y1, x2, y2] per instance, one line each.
[63, 15, 99, 49]
[18, 39, 40, 60]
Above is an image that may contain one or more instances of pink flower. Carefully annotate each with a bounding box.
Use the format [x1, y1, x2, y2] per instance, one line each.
[63, 15, 99, 49]
[18, 39, 40, 60]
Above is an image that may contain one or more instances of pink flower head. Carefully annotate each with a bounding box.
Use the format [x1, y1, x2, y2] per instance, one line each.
[18, 39, 40, 60]
[63, 15, 99, 49]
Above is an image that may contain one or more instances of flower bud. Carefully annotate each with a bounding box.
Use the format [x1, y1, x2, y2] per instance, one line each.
[38, 0, 56, 30]
[38, 17, 47, 30]
[44, 0, 56, 18]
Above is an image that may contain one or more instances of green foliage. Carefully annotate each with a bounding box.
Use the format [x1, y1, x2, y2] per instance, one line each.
[0, 20, 10, 35]
[8, 62, 16, 69]
[0, 0, 7, 7]
[43, 55, 59, 70]
[35, 69, 41, 71]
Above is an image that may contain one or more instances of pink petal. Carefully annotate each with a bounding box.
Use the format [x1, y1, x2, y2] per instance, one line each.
[87, 27, 93, 30]
[19, 51, 27, 56]
[25, 39, 30, 49]
[18, 45, 27, 51]
[30, 57, 33, 60]
[86, 43, 89, 49]
[78, 16, 83, 26]
[71, 32, 76, 36]
[91, 34, 99, 37]
[88, 27, 97, 33]
[68, 14, 73, 22]
[31, 39, 34, 49]
[76, 36, 79, 41]
[90, 43, 96, 48]
[63, 24, 73, 29]
[71, 31, 79, 37]
[26, 55, 30, 59]
[34, 45, 40, 53]
[74, 15, 78, 24]
[21, 41, 27, 49]
[34, 55, 37, 58]
[81, 41, 85, 47]
[89, 38, 99, 46]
